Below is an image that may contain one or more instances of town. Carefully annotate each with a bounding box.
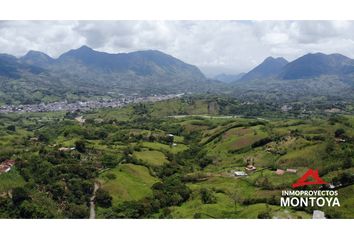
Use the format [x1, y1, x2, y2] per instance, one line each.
[0, 93, 184, 114]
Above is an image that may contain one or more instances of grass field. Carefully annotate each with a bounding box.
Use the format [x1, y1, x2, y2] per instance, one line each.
[141, 141, 188, 154]
[133, 150, 168, 166]
[99, 163, 158, 205]
[0, 169, 26, 193]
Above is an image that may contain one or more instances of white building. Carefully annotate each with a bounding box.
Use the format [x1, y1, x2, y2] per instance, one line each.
[234, 171, 248, 177]
[313, 210, 326, 219]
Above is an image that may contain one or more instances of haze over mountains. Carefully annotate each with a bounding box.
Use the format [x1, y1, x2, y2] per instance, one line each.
[1, 45, 354, 105]
[214, 73, 245, 83]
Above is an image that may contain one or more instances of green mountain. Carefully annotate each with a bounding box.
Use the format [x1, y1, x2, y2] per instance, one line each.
[240, 57, 288, 81]
[279, 53, 354, 80]
[0, 46, 221, 105]
[232, 53, 354, 102]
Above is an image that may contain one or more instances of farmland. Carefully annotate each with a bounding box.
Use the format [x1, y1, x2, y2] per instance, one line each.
[0, 96, 353, 218]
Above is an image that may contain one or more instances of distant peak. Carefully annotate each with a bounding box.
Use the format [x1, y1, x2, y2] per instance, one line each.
[76, 45, 94, 51]
[303, 52, 325, 57]
[23, 50, 50, 57]
[21, 50, 54, 64]
[26, 50, 40, 54]
[264, 56, 288, 63]
[264, 56, 276, 61]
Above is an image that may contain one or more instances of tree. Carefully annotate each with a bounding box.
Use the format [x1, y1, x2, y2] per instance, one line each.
[48, 182, 66, 201]
[37, 133, 49, 142]
[231, 189, 242, 214]
[200, 188, 217, 204]
[343, 158, 352, 169]
[66, 204, 89, 219]
[12, 187, 30, 205]
[102, 154, 119, 168]
[335, 128, 345, 138]
[95, 189, 112, 208]
[19, 200, 54, 218]
[75, 140, 86, 153]
[197, 157, 213, 169]
[6, 125, 16, 132]
[258, 211, 271, 219]
[152, 176, 191, 208]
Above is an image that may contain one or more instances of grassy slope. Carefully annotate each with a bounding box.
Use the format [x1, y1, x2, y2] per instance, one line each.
[133, 150, 168, 166]
[0, 169, 26, 193]
[99, 163, 158, 205]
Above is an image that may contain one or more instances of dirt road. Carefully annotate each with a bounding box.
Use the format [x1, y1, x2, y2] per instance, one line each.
[89, 182, 100, 219]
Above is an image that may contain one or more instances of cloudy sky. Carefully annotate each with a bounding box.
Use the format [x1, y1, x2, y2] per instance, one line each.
[1, 20, 354, 76]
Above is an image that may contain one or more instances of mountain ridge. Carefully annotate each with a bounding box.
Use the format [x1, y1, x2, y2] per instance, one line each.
[240, 56, 288, 81]
[0, 46, 219, 105]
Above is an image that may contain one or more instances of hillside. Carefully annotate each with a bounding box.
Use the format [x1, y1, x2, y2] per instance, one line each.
[0, 97, 353, 219]
[279, 53, 354, 80]
[231, 53, 354, 102]
[240, 57, 288, 81]
[0, 46, 221, 105]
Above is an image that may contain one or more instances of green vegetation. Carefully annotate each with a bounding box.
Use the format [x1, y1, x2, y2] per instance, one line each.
[133, 150, 168, 166]
[99, 164, 158, 205]
[0, 96, 353, 218]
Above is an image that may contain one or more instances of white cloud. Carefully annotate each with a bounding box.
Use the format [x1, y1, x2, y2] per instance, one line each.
[1, 20, 354, 76]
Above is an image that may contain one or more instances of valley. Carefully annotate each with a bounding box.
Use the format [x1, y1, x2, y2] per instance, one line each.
[0, 96, 353, 218]
[1, 42, 354, 219]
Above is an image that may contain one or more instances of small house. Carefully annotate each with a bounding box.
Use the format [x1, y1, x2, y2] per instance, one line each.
[59, 147, 75, 152]
[275, 169, 285, 175]
[245, 165, 256, 172]
[234, 171, 248, 177]
[0, 159, 16, 174]
[313, 210, 326, 219]
[286, 168, 297, 173]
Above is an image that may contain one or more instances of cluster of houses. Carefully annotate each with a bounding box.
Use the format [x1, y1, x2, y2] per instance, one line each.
[0, 94, 183, 114]
[233, 156, 299, 178]
[0, 159, 16, 174]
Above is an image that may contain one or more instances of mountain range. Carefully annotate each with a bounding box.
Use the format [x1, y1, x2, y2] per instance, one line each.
[0, 46, 221, 105]
[1, 46, 354, 105]
[237, 52, 354, 82]
[231, 52, 354, 102]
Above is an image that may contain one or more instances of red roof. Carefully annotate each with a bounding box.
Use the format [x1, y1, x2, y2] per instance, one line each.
[1, 159, 15, 166]
[0, 159, 16, 173]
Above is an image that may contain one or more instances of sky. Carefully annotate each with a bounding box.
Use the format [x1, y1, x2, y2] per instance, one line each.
[1, 20, 354, 76]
